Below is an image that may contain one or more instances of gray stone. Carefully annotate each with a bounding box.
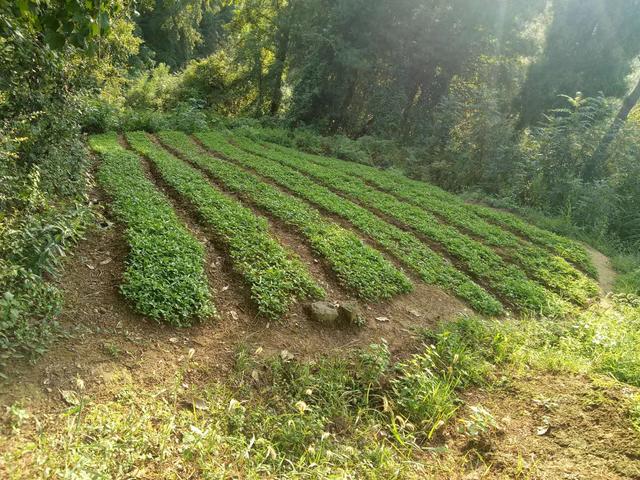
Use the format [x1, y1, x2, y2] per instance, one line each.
[338, 300, 364, 326]
[309, 301, 339, 325]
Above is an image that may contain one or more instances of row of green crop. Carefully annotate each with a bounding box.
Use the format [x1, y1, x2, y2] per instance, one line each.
[155, 131, 412, 301]
[195, 131, 504, 316]
[229, 135, 570, 316]
[238, 138, 599, 305]
[89, 133, 213, 326]
[259, 141, 598, 278]
[124, 131, 324, 320]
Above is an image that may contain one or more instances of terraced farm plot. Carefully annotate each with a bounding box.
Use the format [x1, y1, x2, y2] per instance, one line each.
[89, 129, 601, 326]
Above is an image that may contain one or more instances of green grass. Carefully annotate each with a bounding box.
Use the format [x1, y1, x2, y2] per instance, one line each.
[227, 134, 570, 316]
[612, 253, 640, 295]
[257, 139, 598, 278]
[0, 320, 501, 478]
[156, 130, 412, 301]
[4, 291, 639, 478]
[89, 133, 213, 325]
[195, 130, 503, 316]
[124, 131, 323, 320]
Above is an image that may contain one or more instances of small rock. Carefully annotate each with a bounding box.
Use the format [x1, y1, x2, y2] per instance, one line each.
[375, 316, 390, 323]
[309, 301, 339, 325]
[338, 300, 364, 326]
[536, 424, 550, 436]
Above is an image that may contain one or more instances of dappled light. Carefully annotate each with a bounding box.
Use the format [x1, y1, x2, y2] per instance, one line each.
[2, 1, 640, 478]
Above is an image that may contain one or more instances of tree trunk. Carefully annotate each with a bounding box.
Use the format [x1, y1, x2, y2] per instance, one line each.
[584, 76, 640, 180]
[269, 8, 292, 116]
[400, 78, 422, 135]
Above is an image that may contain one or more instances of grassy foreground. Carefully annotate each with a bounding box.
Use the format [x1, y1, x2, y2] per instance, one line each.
[2, 294, 639, 478]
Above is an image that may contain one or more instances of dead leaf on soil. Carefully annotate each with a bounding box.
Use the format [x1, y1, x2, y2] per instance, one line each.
[280, 350, 295, 362]
[60, 389, 80, 406]
[192, 398, 208, 410]
[99, 258, 112, 265]
[376, 316, 390, 322]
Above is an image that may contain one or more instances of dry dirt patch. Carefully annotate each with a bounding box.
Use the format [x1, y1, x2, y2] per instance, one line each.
[439, 373, 640, 479]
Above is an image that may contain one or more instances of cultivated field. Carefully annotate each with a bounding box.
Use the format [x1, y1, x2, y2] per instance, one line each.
[89, 130, 600, 325]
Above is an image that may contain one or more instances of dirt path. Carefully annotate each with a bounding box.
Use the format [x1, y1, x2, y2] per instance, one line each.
[586, 246, 617, 293]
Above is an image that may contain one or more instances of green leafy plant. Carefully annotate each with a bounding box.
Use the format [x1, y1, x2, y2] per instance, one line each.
[158, 130, 412, 301]
[90, 133, 213, 325]
[231, 134, 571, 316]
[124, 131, 323, 319]
[272, 141, 598, 304]
[196, 131, 503, 315]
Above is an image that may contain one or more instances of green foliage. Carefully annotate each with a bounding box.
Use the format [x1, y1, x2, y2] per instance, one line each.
[0, 197, 89, 371]
[236, 134, 571, 316]
[616, 268, 640, 296]
[197, 130, 503, 316]
[135, 0, 230, 70]
[124, 131, 323, 319]
[158, 130, 412, 301]
[517, 0, 640, 126]
[2, 0, 119, 51]
[0, 122, 92, 369]
[90, 133, 214, 325]
[631, 395, 640, 433]
[256, 136, 600, 305]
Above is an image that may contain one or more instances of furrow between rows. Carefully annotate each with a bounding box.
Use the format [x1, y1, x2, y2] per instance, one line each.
[194, 130, 504, 316]
[222, 133, 571, 317]
[124, 131, 323, 321]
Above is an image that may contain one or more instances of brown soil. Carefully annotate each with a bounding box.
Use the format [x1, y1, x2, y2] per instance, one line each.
[195, 136, 509, 311]
[586, 245, 617, 293]
[0, 175, 466, 414]
[434, 373, 640, 479]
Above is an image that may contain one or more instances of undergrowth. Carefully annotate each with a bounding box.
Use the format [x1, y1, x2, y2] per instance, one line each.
[4, 294, 639, 478]
[0, 169, 92, 374]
